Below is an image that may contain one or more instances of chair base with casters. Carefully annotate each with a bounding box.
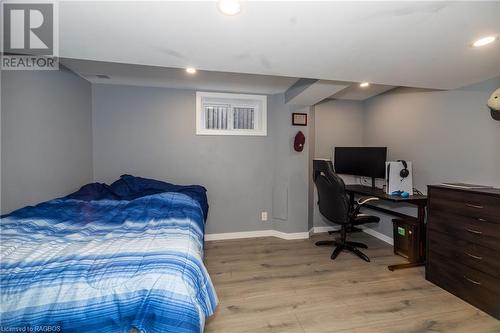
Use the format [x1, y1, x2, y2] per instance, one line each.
[316, 214, 380, 262]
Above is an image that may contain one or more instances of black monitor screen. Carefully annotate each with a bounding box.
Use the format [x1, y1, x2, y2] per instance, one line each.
[334, 147, 387, 178]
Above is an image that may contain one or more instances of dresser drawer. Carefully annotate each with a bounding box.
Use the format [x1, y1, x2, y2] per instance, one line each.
[427, 251, 500, 318]
[429, 187, 500, 224]
[427, 230, 500, 278]
[428, 210, 500, 252]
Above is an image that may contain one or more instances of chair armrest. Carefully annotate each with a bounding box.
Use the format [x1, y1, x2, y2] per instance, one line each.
[352, 197, 379, 217]
[357, 197, 379, 206]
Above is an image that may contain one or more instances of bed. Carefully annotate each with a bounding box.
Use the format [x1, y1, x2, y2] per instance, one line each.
[0, 175, 218, 333]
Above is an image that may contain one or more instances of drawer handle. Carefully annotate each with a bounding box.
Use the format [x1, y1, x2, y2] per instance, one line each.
[477, 218, 487, 222]
[464, 276, 481, 285]
[465, 252, 483, 260]
[465, 228, 482, 235]
[466, 203, 484, 209]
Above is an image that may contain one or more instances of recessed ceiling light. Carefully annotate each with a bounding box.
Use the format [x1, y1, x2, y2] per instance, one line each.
[186, 67, 197, 74]
[472, 36, 496, 47]
[360, 82, 370, 88]
[218, 0, 241, 16]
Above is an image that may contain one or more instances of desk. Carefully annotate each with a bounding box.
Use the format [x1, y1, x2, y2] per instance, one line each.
[345, 185, 428, 271]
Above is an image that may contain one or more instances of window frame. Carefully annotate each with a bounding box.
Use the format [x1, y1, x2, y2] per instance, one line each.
[196, 91, 267, 136]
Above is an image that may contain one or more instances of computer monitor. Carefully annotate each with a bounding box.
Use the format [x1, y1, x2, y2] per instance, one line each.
[333, 147, 387, 184]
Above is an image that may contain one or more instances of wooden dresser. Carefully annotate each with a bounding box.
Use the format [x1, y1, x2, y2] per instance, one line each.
[426, 185, 500, 319]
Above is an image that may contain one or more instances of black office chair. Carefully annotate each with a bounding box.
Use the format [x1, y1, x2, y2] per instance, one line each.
[313, 159, 380, 262]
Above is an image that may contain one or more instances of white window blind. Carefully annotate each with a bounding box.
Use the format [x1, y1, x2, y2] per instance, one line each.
[205, 105, 230, 129]
[233, 107, 255, 130]
[196, 92, 266, 136]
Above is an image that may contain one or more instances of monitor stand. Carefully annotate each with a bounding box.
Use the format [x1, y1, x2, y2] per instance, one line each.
[371, 177, 376, 189]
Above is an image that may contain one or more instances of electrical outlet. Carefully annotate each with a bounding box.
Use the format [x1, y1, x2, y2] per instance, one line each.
[261, 211, 268, 222]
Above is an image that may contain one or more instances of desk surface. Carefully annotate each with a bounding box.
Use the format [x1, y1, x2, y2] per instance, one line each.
[345, 184, 428, 204]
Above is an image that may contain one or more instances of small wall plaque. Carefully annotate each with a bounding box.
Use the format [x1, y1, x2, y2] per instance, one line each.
[292, 113, 307, 126]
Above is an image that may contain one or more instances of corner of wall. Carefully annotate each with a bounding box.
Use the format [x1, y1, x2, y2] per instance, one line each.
[1, 67, 94, 213]
[307, 105, 316, 230]
[90, 84, 96, 182]
[0, 68, 3, 214]
[61, 65, 95, 183]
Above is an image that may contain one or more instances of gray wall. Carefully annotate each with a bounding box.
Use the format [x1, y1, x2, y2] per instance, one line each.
[1, 69, 3, 213]
[92, 84, 310, 234]
[362, 77, 500, 237]
[314, 100, 364, 159]
[1, 68, 93, 214]
[2, 69, 496, 240]
[307, 106, 316, 230]
[312, 99, 364, 228]
[311, 77, 499, 237]
[268, 97, 310, 234]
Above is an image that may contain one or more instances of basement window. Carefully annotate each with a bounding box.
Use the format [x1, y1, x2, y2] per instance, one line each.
[196, 92, 267, 136]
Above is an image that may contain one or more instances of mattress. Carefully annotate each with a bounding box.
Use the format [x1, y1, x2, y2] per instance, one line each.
[0, 176, 218, 333]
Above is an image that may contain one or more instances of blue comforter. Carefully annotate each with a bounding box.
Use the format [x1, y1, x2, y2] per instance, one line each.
[0, 176, 217, 333]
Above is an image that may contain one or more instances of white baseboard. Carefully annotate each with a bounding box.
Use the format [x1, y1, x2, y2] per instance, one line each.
[205, 230, 272, 241]
[273, 230, 311, 240]
[312, 226, 340, 233]
[359, 226, 394, 245]
[205, 229, 310, 241]
[205, 225, 393, 245]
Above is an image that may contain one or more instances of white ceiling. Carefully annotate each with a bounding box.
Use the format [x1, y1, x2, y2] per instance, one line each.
[62, 58, 397, 102]
[287, 80, 349, 105]
[59, 1, 500, 90]
[62, 58, 297, 95]
[330, 84, 396, 101]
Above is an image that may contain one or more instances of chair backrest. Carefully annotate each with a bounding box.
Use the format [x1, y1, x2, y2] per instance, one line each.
[313, 159, 350, 225]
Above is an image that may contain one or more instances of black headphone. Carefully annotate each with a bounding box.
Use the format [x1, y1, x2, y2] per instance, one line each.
[398, 160, 409, 178]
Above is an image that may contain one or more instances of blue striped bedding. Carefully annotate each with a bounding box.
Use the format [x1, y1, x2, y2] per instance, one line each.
[0, 177, 218, 333]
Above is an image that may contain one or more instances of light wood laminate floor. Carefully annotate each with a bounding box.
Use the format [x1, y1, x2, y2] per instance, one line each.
[204, 232, 500, 333]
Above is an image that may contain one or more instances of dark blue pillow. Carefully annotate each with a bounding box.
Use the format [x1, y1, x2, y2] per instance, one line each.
[110, 175, 209, 221]
[110, 174, 174, 198]
[66, 183, 120, 201]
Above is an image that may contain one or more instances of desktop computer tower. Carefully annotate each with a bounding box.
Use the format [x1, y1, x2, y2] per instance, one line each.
[392, 218, 425, 263]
